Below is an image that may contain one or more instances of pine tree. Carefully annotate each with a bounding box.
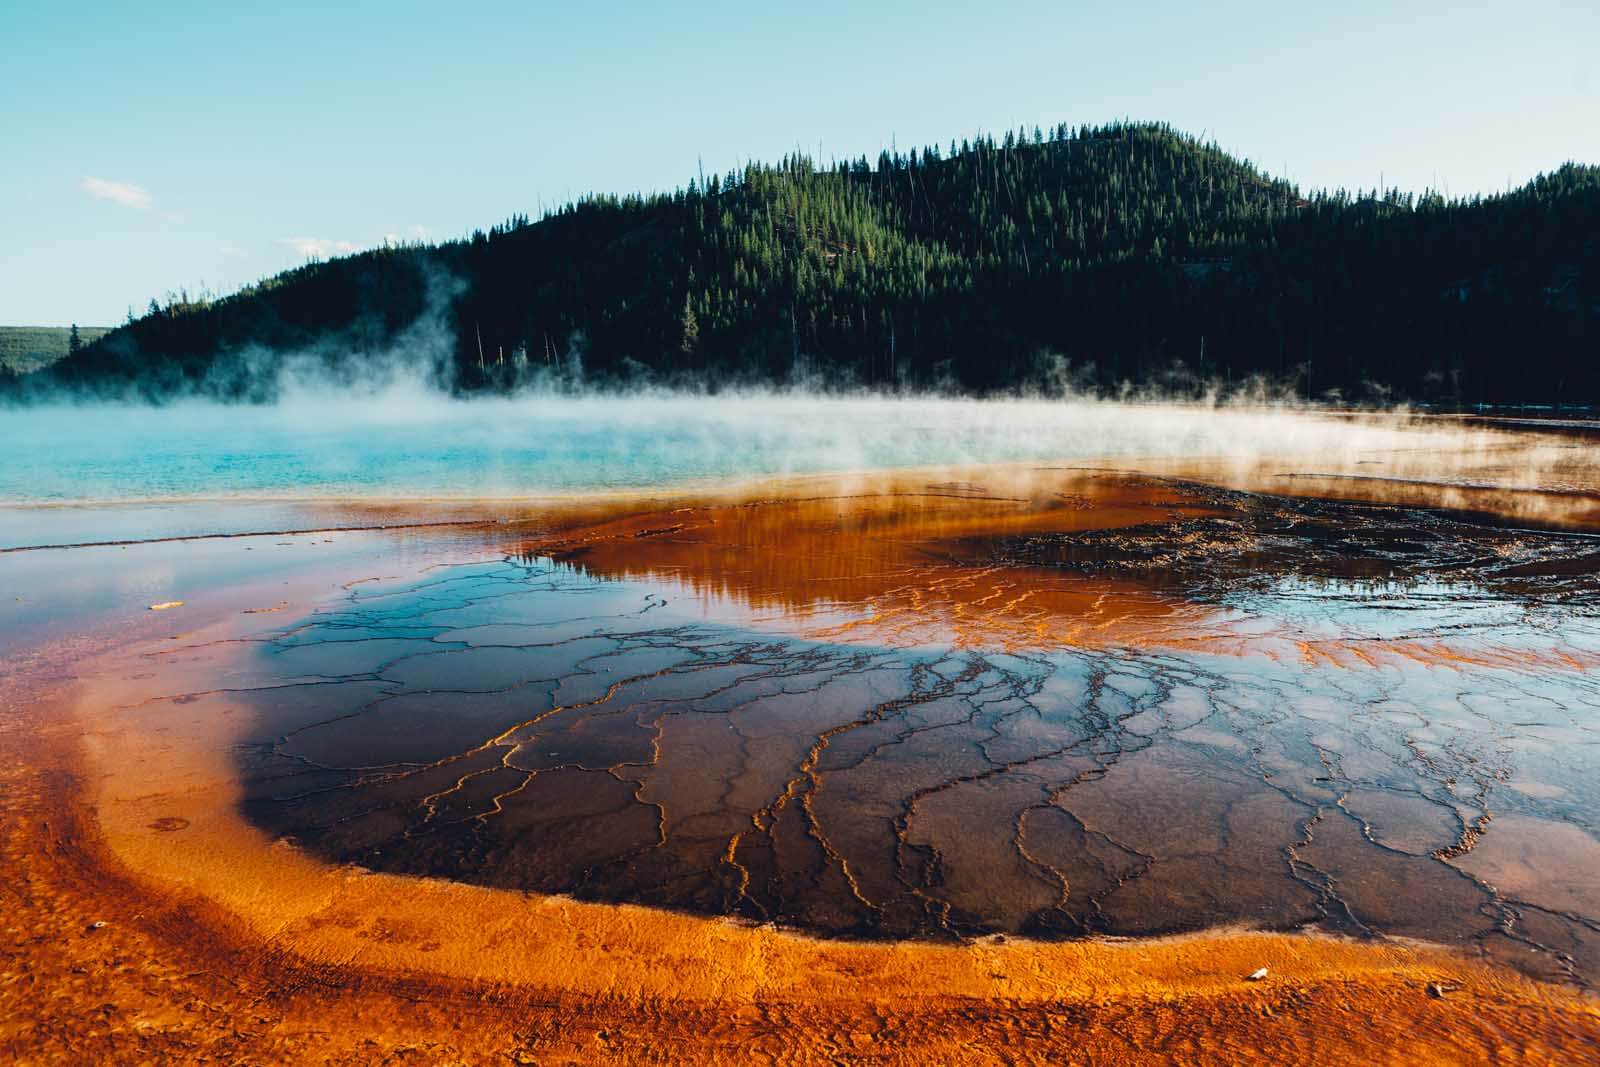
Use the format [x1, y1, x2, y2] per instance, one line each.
[679, 293, 700, 357]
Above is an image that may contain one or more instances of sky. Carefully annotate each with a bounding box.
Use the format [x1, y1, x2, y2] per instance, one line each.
[3, 0, 1596, 326]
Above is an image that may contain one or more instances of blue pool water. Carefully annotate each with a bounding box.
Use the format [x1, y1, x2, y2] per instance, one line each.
[0, 393, 1420, 505]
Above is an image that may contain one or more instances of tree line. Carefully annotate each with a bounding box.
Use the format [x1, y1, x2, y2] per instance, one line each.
[23, 121, 1600, 404]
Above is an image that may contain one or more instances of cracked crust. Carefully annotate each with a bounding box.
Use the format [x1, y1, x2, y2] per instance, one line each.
[8, 461, 1600, 1061]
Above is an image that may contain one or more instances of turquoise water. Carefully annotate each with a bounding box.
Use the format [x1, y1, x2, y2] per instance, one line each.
[0, 394, 1422, 505]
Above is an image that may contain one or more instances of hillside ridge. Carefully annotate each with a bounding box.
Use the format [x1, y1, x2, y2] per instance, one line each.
[19, 121, 1600, 404]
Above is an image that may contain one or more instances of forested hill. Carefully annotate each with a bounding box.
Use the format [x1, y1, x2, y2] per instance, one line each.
[18, 121, 1600, 403]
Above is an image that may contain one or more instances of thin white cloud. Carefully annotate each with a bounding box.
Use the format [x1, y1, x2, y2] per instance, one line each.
[279, 236, 360, 259]
[80, 176, 152, 209]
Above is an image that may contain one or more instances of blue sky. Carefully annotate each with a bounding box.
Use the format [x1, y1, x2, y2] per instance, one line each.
[3, 0, 1596, 326]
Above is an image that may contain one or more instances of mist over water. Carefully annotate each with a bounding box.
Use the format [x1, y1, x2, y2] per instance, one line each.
[0, 386, 1502, 506]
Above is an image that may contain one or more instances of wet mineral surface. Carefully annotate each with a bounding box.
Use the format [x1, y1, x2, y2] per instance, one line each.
[188, 471, 1600, 983]
[10, 450, 1600, 1063]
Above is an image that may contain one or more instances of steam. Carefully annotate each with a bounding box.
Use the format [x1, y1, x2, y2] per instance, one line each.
[6, 262, 1389, 408]
[5, 381, 1598, 523]
[3, 281, 1598, 536]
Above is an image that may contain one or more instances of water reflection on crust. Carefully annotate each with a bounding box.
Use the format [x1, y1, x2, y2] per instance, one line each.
[111, 468, 1593, 991]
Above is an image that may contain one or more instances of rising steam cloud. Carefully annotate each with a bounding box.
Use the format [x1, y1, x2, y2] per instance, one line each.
[4, 273, 1598, 534]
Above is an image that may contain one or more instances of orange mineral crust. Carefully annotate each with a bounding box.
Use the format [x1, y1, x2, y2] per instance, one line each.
[507, 468, 1600, 667]
[5, 696, 1598, 1065]
[6, 461, 1600, 1063]
[514, 471, 1227, 652]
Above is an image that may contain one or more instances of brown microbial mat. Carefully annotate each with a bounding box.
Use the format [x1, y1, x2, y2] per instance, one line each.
[7, 461, 1600, 1063]
[224, 474, 1600, 958]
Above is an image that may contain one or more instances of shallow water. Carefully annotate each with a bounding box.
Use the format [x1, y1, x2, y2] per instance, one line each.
[86, 471, 1589, 984]
[9, 397, 1600, 555]
[10, 404, 1600, 993]
[0, 395, 1516, 508]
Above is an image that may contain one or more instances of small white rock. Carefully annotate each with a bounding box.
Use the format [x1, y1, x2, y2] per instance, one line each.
[1246, 967, 1269, 981]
